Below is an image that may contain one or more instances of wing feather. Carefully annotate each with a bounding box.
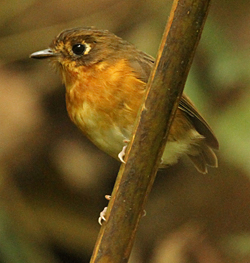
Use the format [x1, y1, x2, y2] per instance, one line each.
[128, 51, 219, 150]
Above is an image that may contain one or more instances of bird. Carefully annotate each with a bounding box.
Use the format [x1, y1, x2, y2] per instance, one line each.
[30, 27, 219, 174]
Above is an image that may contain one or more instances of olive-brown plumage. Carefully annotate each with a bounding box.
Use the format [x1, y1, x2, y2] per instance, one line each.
[30, 27, 219, 173]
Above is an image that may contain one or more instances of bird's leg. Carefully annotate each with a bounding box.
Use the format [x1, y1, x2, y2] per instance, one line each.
[118, 140, 130, 163]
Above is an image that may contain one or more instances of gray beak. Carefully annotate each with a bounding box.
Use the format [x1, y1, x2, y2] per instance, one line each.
[30, 48, 57, 59]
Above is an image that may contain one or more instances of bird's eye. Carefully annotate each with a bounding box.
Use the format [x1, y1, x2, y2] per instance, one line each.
[72, 43, 86, 55]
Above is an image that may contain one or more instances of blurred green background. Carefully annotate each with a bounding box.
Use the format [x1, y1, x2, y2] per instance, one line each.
[1, 0, 250, 262]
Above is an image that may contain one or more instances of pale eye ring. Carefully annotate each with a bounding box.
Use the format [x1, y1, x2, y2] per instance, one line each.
[72, 43, 91, 56]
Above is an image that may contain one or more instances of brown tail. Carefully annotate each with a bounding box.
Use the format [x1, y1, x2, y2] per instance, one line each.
[187, 142, 218, 174]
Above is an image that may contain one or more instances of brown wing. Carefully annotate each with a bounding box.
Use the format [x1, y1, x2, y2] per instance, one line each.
[128, 50, 155, 83]
[179, 94, 219, 150]
[128, 50, 219, 150]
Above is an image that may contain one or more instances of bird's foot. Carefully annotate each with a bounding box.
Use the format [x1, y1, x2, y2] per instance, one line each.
[98, 195, 111, 225]
[118, 140, 130, 163]
[98, 207, 107, 225]
[98, 195, 146, 224]
[118, 145, 127, 163]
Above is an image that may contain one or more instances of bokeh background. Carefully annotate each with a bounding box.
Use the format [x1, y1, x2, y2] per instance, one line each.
[1, 0, 250, 262]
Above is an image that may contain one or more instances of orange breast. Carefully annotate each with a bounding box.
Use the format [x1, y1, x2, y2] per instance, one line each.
[63, 59, 146, 157]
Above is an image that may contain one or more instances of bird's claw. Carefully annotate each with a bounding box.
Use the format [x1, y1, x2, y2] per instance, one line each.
[98, 196, 146, 225]
[98, 207, 107, 225]
[118, 140, 130, 163]
[98, 195, 111, 225]
[118, 145, 127, 163]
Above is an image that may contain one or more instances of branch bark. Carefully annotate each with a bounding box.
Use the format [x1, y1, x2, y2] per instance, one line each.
[90, 0, 211, 262]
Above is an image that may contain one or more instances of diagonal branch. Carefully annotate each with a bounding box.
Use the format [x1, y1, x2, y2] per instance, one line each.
[90, 0, 211, 262]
